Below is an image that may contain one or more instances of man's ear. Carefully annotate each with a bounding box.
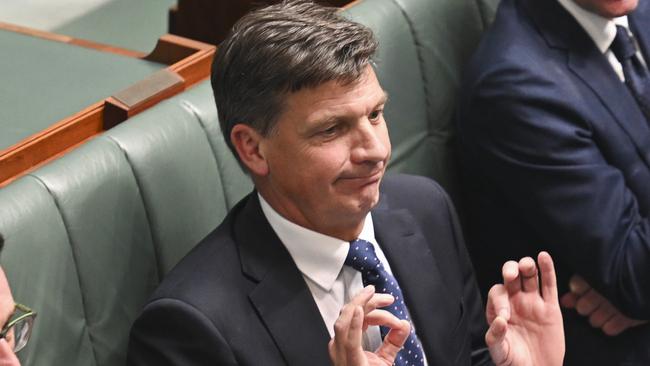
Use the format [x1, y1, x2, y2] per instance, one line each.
[230, 124, 269, 176]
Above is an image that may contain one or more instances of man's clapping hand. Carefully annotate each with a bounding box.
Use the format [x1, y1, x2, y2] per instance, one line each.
[328, 286, 410, 366]
[485, 252, 565, 366]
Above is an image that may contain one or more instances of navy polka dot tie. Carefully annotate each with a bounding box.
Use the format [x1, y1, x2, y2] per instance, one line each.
[346, 239, 425, 365]
[611, 25, 650, 122]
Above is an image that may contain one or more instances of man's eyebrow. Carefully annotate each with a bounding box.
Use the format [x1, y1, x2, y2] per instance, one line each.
[376, 91, 389, 108]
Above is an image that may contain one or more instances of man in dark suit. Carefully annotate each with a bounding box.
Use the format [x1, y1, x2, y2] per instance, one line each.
[127, 1, 564, 365]
[458, 0, 650, 364]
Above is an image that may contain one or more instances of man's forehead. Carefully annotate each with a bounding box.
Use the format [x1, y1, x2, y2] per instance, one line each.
[287, 74, 387, 119]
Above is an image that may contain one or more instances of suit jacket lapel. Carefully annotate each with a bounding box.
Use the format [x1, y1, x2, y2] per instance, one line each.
[372, 204, 458, 365]
[235, 194, 331, 366]
[524, 0, 650, 169]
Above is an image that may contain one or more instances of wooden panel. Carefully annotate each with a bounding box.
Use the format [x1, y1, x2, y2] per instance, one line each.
[169, 0, 354, 46]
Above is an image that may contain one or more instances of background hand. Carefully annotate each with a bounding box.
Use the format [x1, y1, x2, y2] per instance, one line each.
[485, 252, 564, 366]
[560, 275, 648, 336]
[328, 286, 411, 366]
[0, 339, 19, 366]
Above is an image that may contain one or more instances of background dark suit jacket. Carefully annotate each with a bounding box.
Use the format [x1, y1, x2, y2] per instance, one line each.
[458, 0, 650, 364]
[127, 174, 492, 365]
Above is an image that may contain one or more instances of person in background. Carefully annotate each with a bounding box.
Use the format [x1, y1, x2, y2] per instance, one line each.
[458, 0, 650, 364]
[0, 234, 36, 366]
[128, 1, 565, 365]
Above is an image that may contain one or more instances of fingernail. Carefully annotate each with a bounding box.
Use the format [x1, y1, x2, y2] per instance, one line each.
[365, 285, 375, 293]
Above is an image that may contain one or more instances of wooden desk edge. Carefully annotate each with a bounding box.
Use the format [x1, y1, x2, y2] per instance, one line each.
[0, 26, 216, 187]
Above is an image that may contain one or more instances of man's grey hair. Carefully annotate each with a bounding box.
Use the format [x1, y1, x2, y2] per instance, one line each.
[211, 0, 378, 159]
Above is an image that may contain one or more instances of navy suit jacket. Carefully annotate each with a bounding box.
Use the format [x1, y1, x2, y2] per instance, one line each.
[127, 175, 492, 365]
[459, 0, 650, 364]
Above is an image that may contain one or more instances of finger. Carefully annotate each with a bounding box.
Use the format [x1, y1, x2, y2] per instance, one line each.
[365, 309, 404, 329]
[485, 316, 510, 365]
[538, 251, 559, 302]
[328, 339, 336, 364]
[349, 285, 376, 307]
[518, 256, 538, 293]
[568, 274, 591, 296]
[486, 284, 510, 323]
[602, 313, 635, 336]
[345, 306, 365, 365]
[333, 303, 356, 362]
[560, 292, 578, 309]
[365, 293, 394, 314]
[588, 301, 617, 328]
[502, 260, 521, 295]
[376, 319, 411, 363]
[575, 289, 605, 316]
[602, 315, 648, 336]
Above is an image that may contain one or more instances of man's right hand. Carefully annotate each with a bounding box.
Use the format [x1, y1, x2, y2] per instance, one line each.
[328, 286, 411, 366]
[560, 275, 648, 336]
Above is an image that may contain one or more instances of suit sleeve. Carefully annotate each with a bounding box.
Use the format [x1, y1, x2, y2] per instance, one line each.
[127, 298, 238, 365]
[441, 188, 494, 366]
[460, 71, 650, 318]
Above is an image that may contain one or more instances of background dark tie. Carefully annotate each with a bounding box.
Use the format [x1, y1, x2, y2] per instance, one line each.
[611, 25, 650, 120]
[346, 239, 425, 365]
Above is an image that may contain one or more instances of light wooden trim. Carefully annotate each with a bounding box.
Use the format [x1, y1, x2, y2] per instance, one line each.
[0, 21, 145, 58]
[0, 103, 105, 187]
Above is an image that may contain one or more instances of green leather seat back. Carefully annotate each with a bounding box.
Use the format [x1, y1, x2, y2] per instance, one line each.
[342, 0, 497, 202]
[28, 138, 158, 366]
[180, 83, 253, 209]
[0, 80, 252, 366]
[0, 178, 95, 366]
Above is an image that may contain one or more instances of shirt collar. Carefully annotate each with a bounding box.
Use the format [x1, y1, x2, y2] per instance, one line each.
[557, 0, 629, 53]
[259, 193, 376, 291]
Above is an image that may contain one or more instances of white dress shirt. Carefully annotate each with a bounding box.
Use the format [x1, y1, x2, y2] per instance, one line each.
[557, 0, 646, 81]
[258, 194, 391, 352]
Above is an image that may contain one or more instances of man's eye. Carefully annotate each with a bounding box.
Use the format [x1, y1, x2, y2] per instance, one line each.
[369, 109, 383, 122]
[321, 125, 338, 136]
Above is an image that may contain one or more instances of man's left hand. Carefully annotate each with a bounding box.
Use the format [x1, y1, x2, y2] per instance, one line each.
[485, 252, 565, 366]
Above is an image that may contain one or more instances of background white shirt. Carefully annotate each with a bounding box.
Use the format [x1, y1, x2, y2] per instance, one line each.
[557, 0, 646, 81]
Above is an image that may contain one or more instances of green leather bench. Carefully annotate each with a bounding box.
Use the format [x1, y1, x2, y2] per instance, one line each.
[0, 0, 496, 365]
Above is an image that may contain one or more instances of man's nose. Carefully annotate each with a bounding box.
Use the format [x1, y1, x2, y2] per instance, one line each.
[350, 121, 390, 164]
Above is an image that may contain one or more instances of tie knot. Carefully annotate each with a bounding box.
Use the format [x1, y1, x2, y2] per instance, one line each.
[345, 239, 380, 272]
[611, 25, 638, 61]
